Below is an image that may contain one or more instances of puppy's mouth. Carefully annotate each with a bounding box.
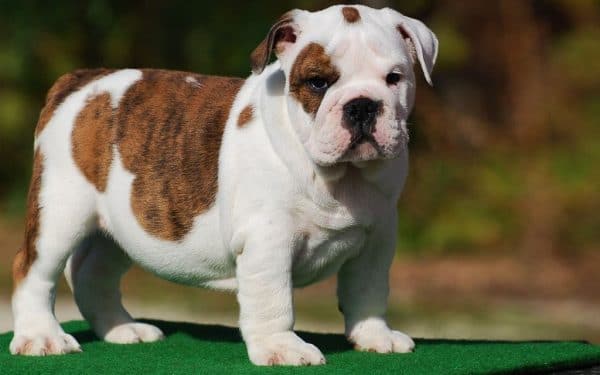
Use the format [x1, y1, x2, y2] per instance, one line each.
[307, 111, 408, 167]
[348, 131, 381, 152]
[339, 124, 408, 164]
[340, 136, 382, 163]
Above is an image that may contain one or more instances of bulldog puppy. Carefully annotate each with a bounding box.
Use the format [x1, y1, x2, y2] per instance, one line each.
[10, 4, 437, 366]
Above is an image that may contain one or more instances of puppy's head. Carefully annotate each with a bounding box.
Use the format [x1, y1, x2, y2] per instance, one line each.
[251, 5, 438, 166]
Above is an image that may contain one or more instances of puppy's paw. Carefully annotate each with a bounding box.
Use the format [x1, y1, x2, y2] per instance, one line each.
[348, 318, 415, 353]
[10, 333, 81, 356]
[104, 322, 165, 344]
[246, 331, 326, 366]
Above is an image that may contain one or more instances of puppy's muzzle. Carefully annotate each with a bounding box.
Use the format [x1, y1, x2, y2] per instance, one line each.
[342, 97, 383, 148]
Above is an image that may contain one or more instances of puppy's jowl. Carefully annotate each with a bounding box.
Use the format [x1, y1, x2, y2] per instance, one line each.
[11, 5, 437, 365]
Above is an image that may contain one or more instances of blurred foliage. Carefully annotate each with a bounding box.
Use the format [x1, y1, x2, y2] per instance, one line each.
[0, 0, 598, 256]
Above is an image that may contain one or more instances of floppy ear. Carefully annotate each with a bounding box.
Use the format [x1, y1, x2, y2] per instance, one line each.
[395, 13, 438, 86]
[250, 11, 299, 74]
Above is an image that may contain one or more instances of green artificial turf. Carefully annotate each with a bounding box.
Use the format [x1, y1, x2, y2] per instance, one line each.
[1, 320, 600, 374]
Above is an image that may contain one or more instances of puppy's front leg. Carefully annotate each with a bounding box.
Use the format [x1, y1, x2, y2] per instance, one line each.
[236, 224, 325, 366]
[337, 219, 415, 354]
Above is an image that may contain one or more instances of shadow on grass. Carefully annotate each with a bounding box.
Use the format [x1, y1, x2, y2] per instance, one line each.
[69, 318, 591, 355]
[71, 318, 353, 354]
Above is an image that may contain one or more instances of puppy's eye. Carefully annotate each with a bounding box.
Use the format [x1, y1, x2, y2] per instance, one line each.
[386, 72, 402, 85]
[306, 77, 329, 92]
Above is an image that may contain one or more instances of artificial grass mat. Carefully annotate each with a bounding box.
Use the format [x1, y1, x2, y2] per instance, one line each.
[2, 320, 600, 374]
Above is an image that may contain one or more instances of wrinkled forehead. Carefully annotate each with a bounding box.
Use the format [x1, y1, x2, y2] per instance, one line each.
[291, 5, 410, 72]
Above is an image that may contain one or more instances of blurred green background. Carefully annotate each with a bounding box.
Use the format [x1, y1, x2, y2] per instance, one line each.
[0, 0, 599, 342]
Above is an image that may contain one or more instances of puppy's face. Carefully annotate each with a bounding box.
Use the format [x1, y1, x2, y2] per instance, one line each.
[251, 5, 438, 166]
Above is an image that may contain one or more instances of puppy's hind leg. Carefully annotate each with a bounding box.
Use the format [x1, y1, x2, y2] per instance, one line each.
[10, 152, 95, 356]
[64, 232, 164, 344]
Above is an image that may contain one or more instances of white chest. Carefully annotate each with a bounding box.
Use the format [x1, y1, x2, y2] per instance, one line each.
[291, 223, 367, 287]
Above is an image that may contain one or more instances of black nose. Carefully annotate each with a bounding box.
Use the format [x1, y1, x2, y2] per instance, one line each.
[343, 97, 382, 134]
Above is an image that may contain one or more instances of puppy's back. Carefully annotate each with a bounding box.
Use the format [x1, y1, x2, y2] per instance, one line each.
[36, 69, 244, 240]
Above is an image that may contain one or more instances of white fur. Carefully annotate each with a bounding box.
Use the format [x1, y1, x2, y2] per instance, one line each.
[11, 5, 437, 366]
[184, 75, 201, 88]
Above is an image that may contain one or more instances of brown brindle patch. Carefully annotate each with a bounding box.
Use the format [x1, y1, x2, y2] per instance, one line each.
[35, 69, 113, 137]
[237, 105, 254, 128]
[72, 93, 114, 192]
[342, 6, 360, 23]
[13, 150, 43, 289]
[67, 70, 243, 241]
[289, 43, 340, 117]
[115, 70, 244, 241]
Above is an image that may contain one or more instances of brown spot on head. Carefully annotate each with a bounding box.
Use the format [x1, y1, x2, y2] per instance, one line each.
[289, 43, 340, 117]
[115, 70, 244, 241]
[342, 6, 360, 23]
[72, 93, 113, 192]
[13, 150, 43, 289]
[36, 69, 113, 137]
[237, 105, 254, 128]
